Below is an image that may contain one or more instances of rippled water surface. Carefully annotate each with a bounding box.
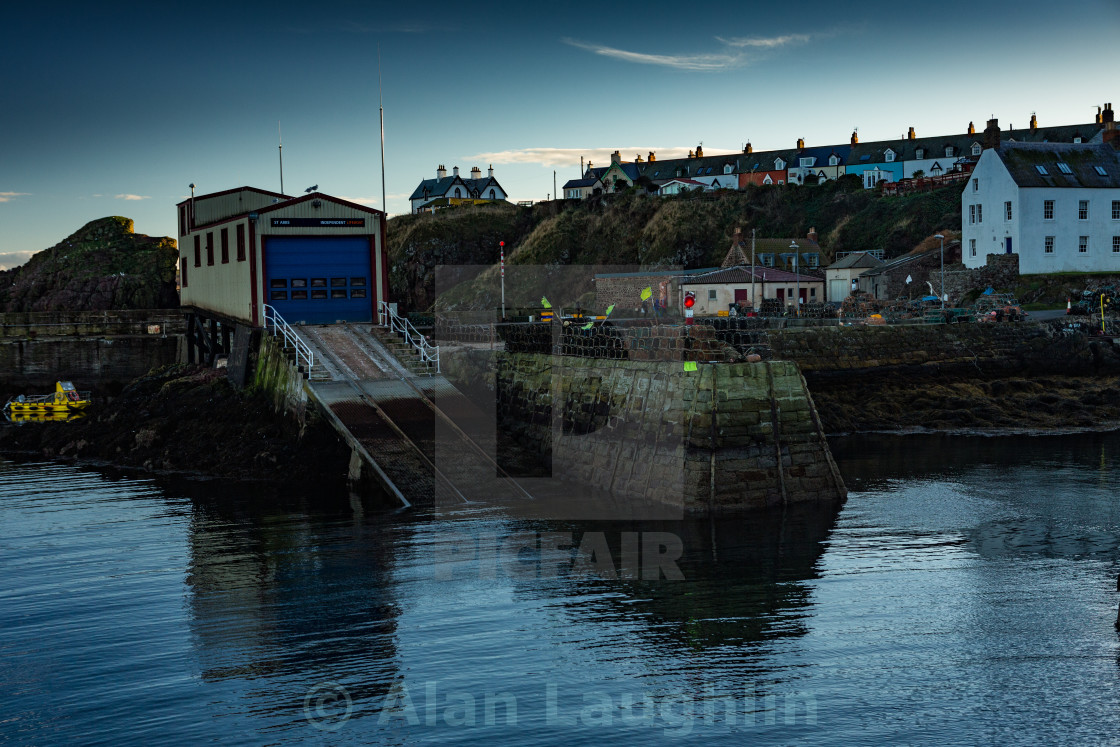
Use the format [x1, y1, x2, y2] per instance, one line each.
[2, 432, 1120, 745]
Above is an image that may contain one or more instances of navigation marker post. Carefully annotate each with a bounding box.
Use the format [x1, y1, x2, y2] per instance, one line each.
[500, 240, 506, 320]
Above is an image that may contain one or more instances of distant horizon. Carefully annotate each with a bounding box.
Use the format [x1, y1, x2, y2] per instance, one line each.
[2, 0, 1116, 268]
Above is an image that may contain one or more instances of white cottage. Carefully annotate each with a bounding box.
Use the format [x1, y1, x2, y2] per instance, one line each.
[961, 139, 1120, 273]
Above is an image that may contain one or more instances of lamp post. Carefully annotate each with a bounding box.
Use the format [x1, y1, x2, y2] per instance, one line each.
[934, 233, 945, 309]
[790, 241, 799, 316]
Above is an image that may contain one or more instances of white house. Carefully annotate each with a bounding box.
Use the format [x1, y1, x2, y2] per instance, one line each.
[409, 165, 508, 213]
[962, 139, 1120, 273]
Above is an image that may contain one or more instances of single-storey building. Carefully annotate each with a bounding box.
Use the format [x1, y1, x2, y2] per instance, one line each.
[824, 251, 885, 302]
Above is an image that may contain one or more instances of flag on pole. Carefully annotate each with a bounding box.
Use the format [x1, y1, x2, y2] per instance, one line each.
[605, 304, 615, 316]
[640, 287, 652, 301]
[683, 361, 698, 372]
[581, 322, 594, 330]
[541, 296, 551, 308]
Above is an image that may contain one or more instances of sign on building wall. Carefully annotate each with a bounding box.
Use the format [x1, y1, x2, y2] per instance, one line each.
[270, 218, 366, 228]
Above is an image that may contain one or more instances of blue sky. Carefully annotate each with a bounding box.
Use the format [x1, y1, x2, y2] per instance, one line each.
[1, 0, 1117, 268]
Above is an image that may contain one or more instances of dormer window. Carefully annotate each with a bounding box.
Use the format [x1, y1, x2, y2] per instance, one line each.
[885, 150, 895, 163]
[1074, 137, 1083, 144]
[946, 146, 955, 157]
[1057, 162, 1072, 174]
[1035, 165, 1049, 175]
[829, 155, 840, 166]
[915, 148, 924, 159]
[775, 158, 785, 170]
[970, 143, 981, 156]
[724, 164, 733, 174]
[800, 157, 815, 168]
[1095, 166, 1108, 176]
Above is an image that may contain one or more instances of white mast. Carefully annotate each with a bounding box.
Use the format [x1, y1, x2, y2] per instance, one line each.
[378, 44, 387, 216]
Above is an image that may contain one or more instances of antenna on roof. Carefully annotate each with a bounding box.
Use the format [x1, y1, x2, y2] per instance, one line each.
[278, 122, 284, 195]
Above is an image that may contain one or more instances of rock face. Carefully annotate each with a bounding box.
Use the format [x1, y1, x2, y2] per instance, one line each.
[0, 217, 179, 312]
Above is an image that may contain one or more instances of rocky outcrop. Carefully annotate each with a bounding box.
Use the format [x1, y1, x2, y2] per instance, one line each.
[0, 217, 179, 312]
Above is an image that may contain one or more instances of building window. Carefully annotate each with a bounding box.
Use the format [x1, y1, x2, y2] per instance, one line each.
[915, 148, 924, 159]
[1113, 236, 1120, 253]
[236, 224, 246, 262]
[193, 235, 201, 267]
[291, 278, 307, 288]
[331, 289, 348, 299]
[972, 178, 978, 192]
[205, 232, 214, 266]
[350, 277, 366, 287]
[1079, 200, 1089, 220]
[969, 239, 976, 257]
[311, 289, 328, 299]
[1096, 166, 1108, 177]
[977, 204, 983, 223]
[969, 205, 976, 224]
[1035, 165, 1049, 175]
[310, 278, 328, 287]
[291, 290, 308, 300]
[350, 289, 367, 299]
[970, 144, 980, 156]
[1057, 162, 1072, 174]
[331, 277, 347, 287]
[885, 151, 895, 163]
[1005, 201, 1012, 221]
[270, 279, 287, 288]
[178, 206, 188, 236]
[1079, 236, 1089, 253]
[708, 289, 717, 301]
[1075, 137, 1083, 144]
[220, 228, 229, 264]
[1043, 200, 1054, 220]
[1045, 236, 1054, 254]
[1113, 201, 1120, 219]
[270, 291, 288, 301]
[180, 257, 188, 287]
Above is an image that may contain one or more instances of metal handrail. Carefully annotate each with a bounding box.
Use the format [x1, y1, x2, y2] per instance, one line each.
[378, 301, 439, 374]
[263, 304, 315, 376]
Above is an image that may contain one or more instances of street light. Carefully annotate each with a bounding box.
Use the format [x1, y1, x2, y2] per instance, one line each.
[790, 241, 799, 316]
[934, 233, 945, 309]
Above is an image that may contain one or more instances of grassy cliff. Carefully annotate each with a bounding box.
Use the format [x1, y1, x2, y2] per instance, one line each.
[387, 178, 963, 311]
[0, 217, 179, 311]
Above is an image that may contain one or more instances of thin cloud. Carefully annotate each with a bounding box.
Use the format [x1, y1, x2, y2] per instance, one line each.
[0, 192, 30, 203]
[0, 250, 36, 270]
[716, 33, 810, 48]
[114, 194, 150, 201]
[562, 38, 744, 72]
[465, 146, 717, 168]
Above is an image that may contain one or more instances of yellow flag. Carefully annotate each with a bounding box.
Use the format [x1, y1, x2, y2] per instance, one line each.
[683, 361, 698, 372]
[640, 287, 652, 301]
[541, 296, 551, 309]
[581, 322, 594, 330]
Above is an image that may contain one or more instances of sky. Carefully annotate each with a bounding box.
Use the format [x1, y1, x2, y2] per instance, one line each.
[1, 0, 1117, 268]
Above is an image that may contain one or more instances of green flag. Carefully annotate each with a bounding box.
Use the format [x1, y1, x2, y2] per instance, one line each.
[541, 296, 551, 309]
[581, 322, 594, 330]
[683, 361, 698, 372]
[605, 304, 615, 316]
[640, 287, 652, 301]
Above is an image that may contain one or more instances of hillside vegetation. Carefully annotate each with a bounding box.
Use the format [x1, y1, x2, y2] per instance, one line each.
[387, 178, 963, 311]
[0, 217, 179, 312]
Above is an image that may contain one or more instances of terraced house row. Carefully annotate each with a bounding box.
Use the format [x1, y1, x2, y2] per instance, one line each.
[563, 104, 1114, 198]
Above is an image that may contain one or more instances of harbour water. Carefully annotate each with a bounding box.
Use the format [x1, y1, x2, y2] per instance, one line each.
[2, 432, 1119, 745]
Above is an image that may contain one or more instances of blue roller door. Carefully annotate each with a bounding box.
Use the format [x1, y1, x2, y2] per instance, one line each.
[264, 236, 373, 324]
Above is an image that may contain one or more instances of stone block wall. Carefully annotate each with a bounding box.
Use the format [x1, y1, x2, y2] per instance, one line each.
[0, 336, 179, 390]
[492, 352, 846, 513]
[943, 253, 1020, 302]
[0, 309, 185, 339]
[594, 274, 680, 312]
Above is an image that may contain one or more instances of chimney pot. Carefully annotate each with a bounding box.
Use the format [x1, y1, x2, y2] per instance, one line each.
[696, 144, 704, 158]
[968, 121, 976, 135]
[850, 131, 858, 145]
[689, 150, 694, 158]
[908, 126, 916, 140]
[1030, 113, 1038, 130]
[453, 166, 459, 177]
[648, 151, 656, 162]
[796, 137, 805, 149]
[744, 142, 753, 154]
[611, 150, 621, 164]
[488, 165, 494, 178]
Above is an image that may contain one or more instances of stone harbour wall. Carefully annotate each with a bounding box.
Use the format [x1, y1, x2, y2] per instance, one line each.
[0, 335, 180, 390]
[492, 352, 846, 513]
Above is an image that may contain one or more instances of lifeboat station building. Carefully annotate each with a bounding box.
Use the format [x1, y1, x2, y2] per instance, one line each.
[177, 187, 388, 329]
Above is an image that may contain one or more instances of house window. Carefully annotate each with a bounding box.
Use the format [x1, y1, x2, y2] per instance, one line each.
[178, 206, 188, 236]
[1035, 165, 1049, 175]
[1096, 166, 1108, 177]
[969, 205, 976, 224]
[1005, 201, 1012, 221]
[1075, 137, 1083, 144]
[1043, 200, 1054, 220]
[193, 235, 201, 267]
[1113, 236, 1120, 253]
[220, 228, 229, 264]
[1057, 162, 1072, 174]
[915, 148, 924, 159]
[778, 180, 784, 185]
[800, 157, 814, 167]
[969, 239, 976, 257]
[829, 155, 839, 166]
[1045, 236, 1054, 254]
[1113, 201, 1120, 219]
[977, 204, 983, 223]
[972, 178, 978, 192]
[206, 232, 214, 266]
[970, 144, 980, 156]
[236, 224, 245, 261]
[775, 159, 785, 170]
[885, 151, 895, 163]
[180, 257, 188, 287]
[724, 165, 733, 174]
[1079, 236, 1089, 253]
[708, 289, 717, 301]
[1079, 200, 1089, 220]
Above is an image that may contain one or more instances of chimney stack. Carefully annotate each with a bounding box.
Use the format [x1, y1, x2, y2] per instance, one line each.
[807, 227, 818, 243]
[850, 131, 858, 145]
[743, 142, 753, 154]
[488, 164, 494, 178]
[1030, 113, 1038, 130]
[968, 121, 976, 135]
[983, 118, 1001, 150]
[437, 164, 447, 179]
[689, 150, 694, 158]
[1104, 104, 1117, 146]
[635, 154, 643, 162]
[908, 126, 916, 140]
[796, 137, 805, 149]
[1096, 106, 1103, 124]
[470, 166, 482, 180]
[696, 144, 704, 158]
[611, 150, 622, 164]
[648, 151, 656, 162]
[453, 166, 460, 177]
